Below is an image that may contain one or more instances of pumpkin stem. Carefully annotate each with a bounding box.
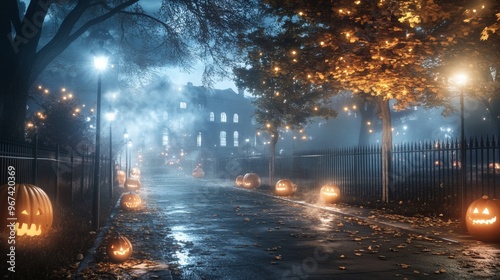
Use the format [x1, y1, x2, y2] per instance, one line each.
[482, 195, 489, 199]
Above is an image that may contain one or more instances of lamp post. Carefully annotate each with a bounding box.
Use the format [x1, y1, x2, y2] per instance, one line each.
[105, 109, 116, 199]
[127, 139, 133, 176]
[455, 73, 468, 226]
[123, 129, 129, 179]
[92, 55, 108, 230]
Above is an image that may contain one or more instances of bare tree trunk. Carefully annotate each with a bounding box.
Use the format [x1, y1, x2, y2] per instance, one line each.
[375, 96, 392, 203]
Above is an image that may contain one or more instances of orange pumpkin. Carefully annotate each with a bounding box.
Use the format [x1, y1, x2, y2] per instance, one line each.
[107, 233, 133, 262]
[124, 177, 141, 192]
[275, 179, 297, 196]
[120, 193, 142, 210]
[242, 173, 261, 189]
[235, 175, 244, 187]
[0, 183, 53, 236]
[320, 184, 340, 204]
[465, 195, 500, 242]
[192, 165, 205, 178]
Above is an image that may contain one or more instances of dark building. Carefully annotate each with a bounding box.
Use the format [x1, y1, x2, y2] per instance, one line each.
[159, 82, 256, 163]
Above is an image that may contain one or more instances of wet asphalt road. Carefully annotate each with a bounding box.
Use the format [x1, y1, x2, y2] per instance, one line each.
[140, 171, 500, 280]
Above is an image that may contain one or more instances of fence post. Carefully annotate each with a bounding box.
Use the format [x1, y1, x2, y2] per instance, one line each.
[70, 153, 74, 203]
[32, 134, 38, 185]
[80, 153, 85, 200]
[55, 144, 60, 207]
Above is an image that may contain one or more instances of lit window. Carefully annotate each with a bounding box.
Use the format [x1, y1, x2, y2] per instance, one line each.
[221, 112, 227, 122]
[234, 131, 239, 147]
[220, 131, 226, 147]
[197, 132, 202, 147]
[209, 112, 215, 122]
[233, 113, 239, 123]
[180, 102, 187, 109]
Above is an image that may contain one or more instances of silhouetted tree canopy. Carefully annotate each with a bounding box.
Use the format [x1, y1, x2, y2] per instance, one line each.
[0, 0, 261, 139]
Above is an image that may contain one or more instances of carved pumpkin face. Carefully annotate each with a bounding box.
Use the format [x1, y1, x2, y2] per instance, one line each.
[120, 193, 142, 210]
[320, 185, 340, 204]
[124, 177, 141, 192]
[235, 175, 244, 187]
[242, 173, 261, 189]
[116, 170, 126, 187]
[107, 233, 133, 262]
[0, 184, 53, 236]
[465, 195, 500, 242]
[275, 179, 297, 196]
[192, 166, 205, 178]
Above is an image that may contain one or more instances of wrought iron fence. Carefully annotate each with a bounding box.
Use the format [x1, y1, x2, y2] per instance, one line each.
[0, 136, 112, 208]
[215, 135, 500, 218]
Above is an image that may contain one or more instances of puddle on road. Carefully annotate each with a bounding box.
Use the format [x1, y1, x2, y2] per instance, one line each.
[169, 225, 200, 266]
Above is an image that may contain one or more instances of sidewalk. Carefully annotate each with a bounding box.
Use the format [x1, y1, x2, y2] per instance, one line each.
[74, 187, 175, 279]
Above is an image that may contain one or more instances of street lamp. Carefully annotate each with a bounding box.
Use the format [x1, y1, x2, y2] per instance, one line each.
[92, 54, 108, 230]
[123, 129, 129, 179]
[105, 108, 116, 199]
[454, 73, 468, 226]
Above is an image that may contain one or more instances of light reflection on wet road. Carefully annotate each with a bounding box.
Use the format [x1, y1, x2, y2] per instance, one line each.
[141, 172, 500, 280]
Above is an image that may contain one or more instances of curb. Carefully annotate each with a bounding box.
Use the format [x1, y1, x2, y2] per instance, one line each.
[74, 197, 122, 278]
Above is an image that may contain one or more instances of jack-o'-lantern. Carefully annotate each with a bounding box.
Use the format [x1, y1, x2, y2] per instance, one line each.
[192, 165, 205, 178]
[124, 177, 141, 192]
[106, 233, 133, 262]
[235, 175, 244, 187]
[0, 184, 53, 236]
[275, 179, 297, 196]
[243, 173, 261, 189]
[130, 167, 141, 179]
[120, 193, 142, 210]
[320, 184, 341, 204]
[116, 170, 126, 187]
[465, 195, 500, 242]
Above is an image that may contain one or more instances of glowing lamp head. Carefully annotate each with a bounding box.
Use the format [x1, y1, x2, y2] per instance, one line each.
[93, 56, 108, 71]
[454, 73, 468, 87]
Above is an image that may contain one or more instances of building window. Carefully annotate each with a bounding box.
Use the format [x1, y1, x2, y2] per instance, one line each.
[233, 113, 239, 123]
[162, 130, 169, 146]
[233, 131, 239, 147]
[210, 112, 215, 122]
[180, 102, 187, 109]
[220, 131, 226, 147]
[221, 112, 227, 122]
[197, 132, 202, 147]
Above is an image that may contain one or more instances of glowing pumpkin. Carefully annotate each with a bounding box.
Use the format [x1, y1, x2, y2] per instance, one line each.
[124, 177, 141, 192]
[116, 170, 126, 187]
[275, 179, 297, 196]
[320, 184, 341, 204]
[106, 233, 133, 262]
[192, 165, 205, 178]
[120, 193, 142, 211]
[465, 195, 500, 242]
[130, 167, 141, 179]
[0, 184, 53, 236]
[242, 173, 261, 189]
[235, 175, 244, 187]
